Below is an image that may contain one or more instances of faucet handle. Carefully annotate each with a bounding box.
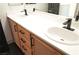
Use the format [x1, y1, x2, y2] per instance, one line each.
[33, 8, 35, 12]
[20, 10, 24, 12]
[20, 9, 26, 12]
[63, 18, 72, 25]
[66, 18, 72, 21]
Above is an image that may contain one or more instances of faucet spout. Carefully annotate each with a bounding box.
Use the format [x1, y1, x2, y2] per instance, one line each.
[63, 20, 70, 25]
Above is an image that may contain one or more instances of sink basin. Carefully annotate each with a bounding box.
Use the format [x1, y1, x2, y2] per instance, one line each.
[45, 27, 79, 45]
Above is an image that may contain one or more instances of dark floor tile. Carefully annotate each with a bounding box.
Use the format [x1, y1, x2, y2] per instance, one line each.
[0, 43, 24, 55]
[8, 43, 24, 55]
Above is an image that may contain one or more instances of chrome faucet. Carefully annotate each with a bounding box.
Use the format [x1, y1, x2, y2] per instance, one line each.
[63, 18, 74, 31]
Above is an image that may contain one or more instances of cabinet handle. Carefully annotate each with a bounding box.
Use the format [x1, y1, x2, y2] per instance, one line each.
[30, 35, 35, 47]
[14, 25, 18, 32]
[21, 38, 26, 43]
[32, 38, 35, 46]
[19, 30, 25, 34]
[22, 45, 27, 51]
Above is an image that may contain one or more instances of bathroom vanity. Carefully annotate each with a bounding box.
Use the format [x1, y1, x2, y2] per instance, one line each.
[8, 17, 65, 55]
[7, 10, 79, 55]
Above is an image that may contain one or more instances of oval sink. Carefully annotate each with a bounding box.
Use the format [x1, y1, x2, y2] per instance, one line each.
[45, 27, 79, 45]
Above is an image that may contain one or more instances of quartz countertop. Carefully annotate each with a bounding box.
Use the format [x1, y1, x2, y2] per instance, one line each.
[7, 10, 79, 55]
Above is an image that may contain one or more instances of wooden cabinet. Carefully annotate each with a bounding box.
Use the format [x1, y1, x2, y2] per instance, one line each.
[8, 17, 64, 55]
[18, 25, 32, 55]
[8, 18, 32, 55]
[8, 18, 20, 48]
[31, 34, 61, 55]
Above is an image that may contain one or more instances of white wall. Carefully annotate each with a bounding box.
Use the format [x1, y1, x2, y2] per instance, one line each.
[74, 3, 79, 18]
[59, 4, 70, 16]
[0, 3, 13, 44]
[59, 4, 77, 18]
[69, 4, 77, 18]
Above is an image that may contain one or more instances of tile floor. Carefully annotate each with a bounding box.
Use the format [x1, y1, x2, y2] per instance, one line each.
[0, 43, 24, 55]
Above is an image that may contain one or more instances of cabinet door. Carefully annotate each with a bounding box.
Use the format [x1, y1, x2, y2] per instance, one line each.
[18, 25, 32, 55]
[8, 18, 20, 48]
[31, 35, 61, 55]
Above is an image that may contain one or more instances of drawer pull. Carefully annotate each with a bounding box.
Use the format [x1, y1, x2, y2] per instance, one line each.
[19, 30, 25, 34]
[31, 37, 35, 46]
[21, 38, 26, 43]
[30, 35, 35, 47]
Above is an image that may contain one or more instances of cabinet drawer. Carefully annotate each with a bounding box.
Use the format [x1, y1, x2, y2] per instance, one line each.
[17, 24, 32, 55]
[8, 18, 21, 48]
[18, 25, 30, 41]
[20, 44, 32, 55]
[20, 37, 31, 48]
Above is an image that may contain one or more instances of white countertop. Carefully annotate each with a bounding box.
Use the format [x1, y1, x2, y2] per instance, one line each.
[7, 10, 79, 55]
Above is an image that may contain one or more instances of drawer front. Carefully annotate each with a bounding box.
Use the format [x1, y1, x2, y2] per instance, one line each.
[20, 37, 31, 48]
[18, 26, 31, 48]
[8, 19, 21, 48]
[20, 43, 32, 55]
[18, 25, 30, 42]
[18, 25, 32, 54]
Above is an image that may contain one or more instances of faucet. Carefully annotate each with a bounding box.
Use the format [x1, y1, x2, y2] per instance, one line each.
[24, 9, 28, 15]
[21, 9, 28, 15]
[63, 18, 75, 31]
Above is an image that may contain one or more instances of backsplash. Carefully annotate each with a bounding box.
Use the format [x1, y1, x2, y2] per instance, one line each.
[7, 3, 48, 13]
